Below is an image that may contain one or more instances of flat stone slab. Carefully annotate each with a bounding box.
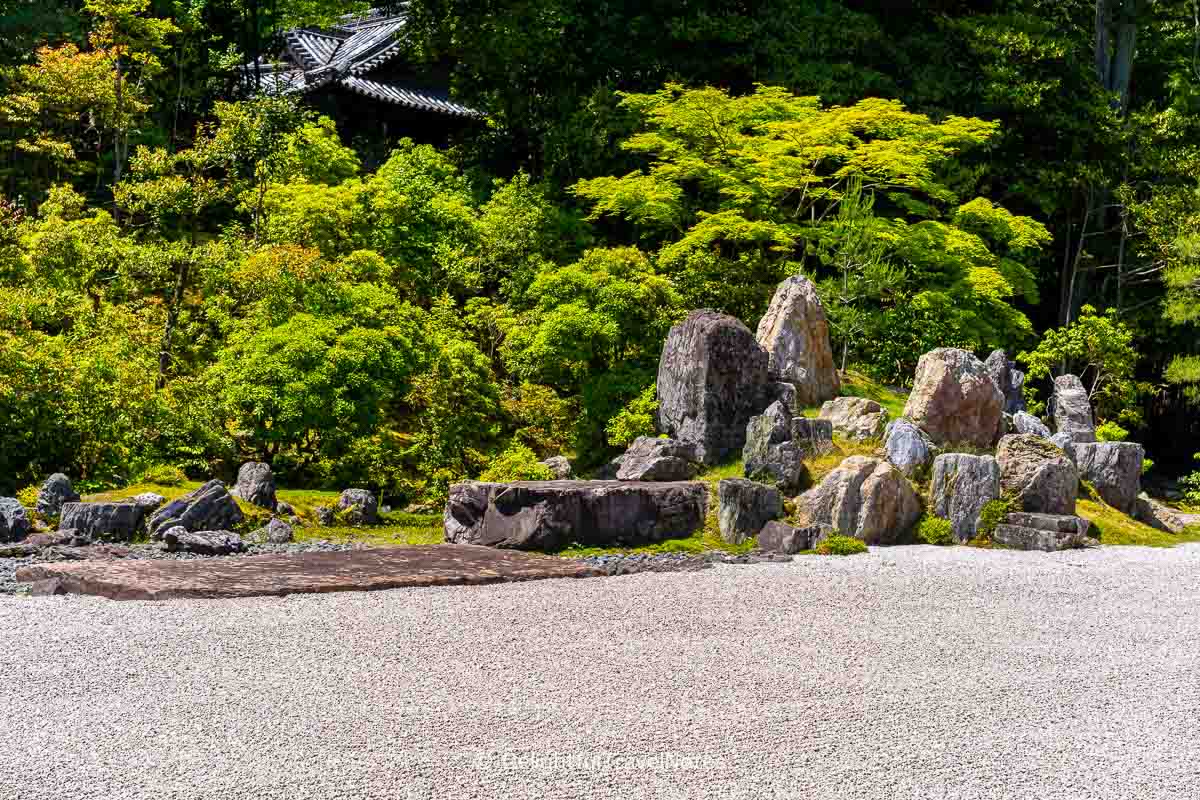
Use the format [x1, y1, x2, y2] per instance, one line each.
[14, 545, 602, 601]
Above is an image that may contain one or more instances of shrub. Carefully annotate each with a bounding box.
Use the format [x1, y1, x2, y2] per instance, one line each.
[916, 515, 955, 546]
[605, 383, 658, 448]
[1183, 454, 1200, 506]
[478, 442, 554, 482]
[138, 463, 188, 487]
[16, 484, 39, 510]
[816, 534, 868, 556]
[1095, 420, 1129, 442]
[971, 497, 1012, 546]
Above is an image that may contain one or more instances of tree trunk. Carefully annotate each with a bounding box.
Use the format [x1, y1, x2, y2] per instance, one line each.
[156, 258, 190, 390]
[113, 53, 124, 186]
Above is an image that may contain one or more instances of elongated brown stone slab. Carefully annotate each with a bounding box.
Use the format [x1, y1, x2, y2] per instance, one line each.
[15, 545, 602, 601]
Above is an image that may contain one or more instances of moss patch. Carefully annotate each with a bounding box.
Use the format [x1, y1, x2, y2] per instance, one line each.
[1077, 499, 1200, 548]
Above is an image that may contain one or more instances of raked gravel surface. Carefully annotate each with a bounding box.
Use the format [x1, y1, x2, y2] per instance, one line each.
[3, 544, 1200, 800]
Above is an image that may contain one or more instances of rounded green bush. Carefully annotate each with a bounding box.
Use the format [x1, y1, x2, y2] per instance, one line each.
[138, 464, 188, 487]
[916, 515, 955, 546]
[816, 534, 868, 556]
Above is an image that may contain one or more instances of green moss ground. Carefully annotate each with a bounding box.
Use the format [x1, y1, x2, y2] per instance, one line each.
[1077, 499, 1200, 548]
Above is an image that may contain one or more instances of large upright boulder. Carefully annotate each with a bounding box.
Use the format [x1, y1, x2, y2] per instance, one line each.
[819, 397, 889, 441]
[617, 437, 700, 481]
[148, 480, 244, 538]
[984, 349, 1027, 414]
[903, 348, 1004, 448]
[930, 454, 1001, 542]
[754, 275, 840, 407]
[444, 480, 708, 550]
[232, 462, 276, 510]
[1052, 374, 1095, 443]
[36, 474, 79, 518]
[0, 498, 31, 543]
[883, 419, 933, 478]
[996, 434, 1078, 516]
[657, 310, 771, 465]
[1074, 441, 1143, 513]
[743, 402, 803, 491]
[795, 456, 921, 545]
[717, 478, 782, 544]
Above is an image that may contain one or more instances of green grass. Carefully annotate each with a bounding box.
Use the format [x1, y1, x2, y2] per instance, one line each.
[838, 369, 910, 419]
[84, 482, 443, 547]
[1077, 499, 1200, 548]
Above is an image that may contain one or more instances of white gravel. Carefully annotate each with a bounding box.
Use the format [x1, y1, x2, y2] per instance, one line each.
[3, 544, 1200, 800]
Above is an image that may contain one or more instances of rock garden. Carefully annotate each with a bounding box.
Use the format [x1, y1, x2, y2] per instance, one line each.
[4, 275, 1195, 599]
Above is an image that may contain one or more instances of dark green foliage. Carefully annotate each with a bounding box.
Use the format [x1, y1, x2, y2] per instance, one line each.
[974, 497, 1013, 545]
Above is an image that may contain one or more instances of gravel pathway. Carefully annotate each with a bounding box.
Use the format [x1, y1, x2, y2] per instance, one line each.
[3, 544, 1200, 800]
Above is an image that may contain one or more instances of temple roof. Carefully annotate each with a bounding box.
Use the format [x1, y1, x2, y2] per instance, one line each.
[241, 9, 478, 118]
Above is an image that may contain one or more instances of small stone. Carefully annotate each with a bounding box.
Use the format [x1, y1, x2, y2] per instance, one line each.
[162, 527, 244, 556]
[757, 520, 821, 554]
[616, 437, 699, 481]
[540, 456, 573, 480]
[1012, 411, 1051, 439]
[337, 489, 379, 525]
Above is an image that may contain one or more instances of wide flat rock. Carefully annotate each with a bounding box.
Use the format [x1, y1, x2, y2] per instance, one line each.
[15, 545, 601, 601]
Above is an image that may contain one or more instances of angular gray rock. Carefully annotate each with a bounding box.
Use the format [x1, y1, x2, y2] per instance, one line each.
[147, 480, 245, 539]
[754, 275, 840, 407]
[127, 492, 167, 512]
[232, 462, 276, 510]
[717, 479, 783, 544]
[58, 502, 146, 542]
[162, 527, 244, 555]
[993, 512, 1093, 551]
[616, 437, 700, 481]
[795, 455, 921, 545]
[1133, 493, 1186, 534]
[540, 456, 573, 480]
[930, 454, 1001, 542]
[35, 473, 79, 518]
[1052, 374, 1096, 443]
[743, 403, 802, 490]
[276, 501, 295, 517]
[883, 419, 933, 477]
[314, 506, 336, 526]
[1050, 432, 1077, 463]
[1074, 441, 1144, 513]
[984, 349, 1027, 414]
[819, 397, 889, 441]
[996, 434, 1078, 516]
[0, 498, 31, 543]
[444, 480, 708, 550]
[247, 517, 295, 544]
[757, 520, 824, 554]
[903, 348, 1005, 448]
[656, 309, 771, 465]
[1012, 411, 1051, 439]
[791, 418, 835, 459]
[770, 381, 798, 413]
[338, 489, 379, 525]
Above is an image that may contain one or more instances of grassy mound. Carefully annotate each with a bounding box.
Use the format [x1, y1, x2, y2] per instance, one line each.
[1077, 499, 1200, 548]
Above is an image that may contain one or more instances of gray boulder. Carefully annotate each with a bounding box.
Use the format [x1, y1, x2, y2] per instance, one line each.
[930, 454, 1001, 542]
[1133, 493, 1186, 534]
[656, 309, 771, 465]
[1012, 411, 1051, 439]
[795, 455, 921, 545]
[996, 434, 1078, 516]
[770, 381, 798, 413]
[232, 462, 276, 510]
[984, 349, 1027, 414]
[247, 517, 295, 545]
[1052, 374, 1096, 443]
[444, 480, 708, 550]
[993, 512, 1093, 551]
[819, 397, 888, 441]
[338, 489, 379, 525]
[754, 275, 840, 407]
[883, 419, 933, 478]
[717, 479, 783, 544]
[314, 505, 336, 526]
[58, 502, 145, 542]
[162, 527, 244, 555]
[35, 473, 79, 518]
[903, 348, 1004, 448]
[1074, 441, 1143, 513]
[617, 437, 700, 481]
[757, 521, 824, 554]
[127, 492, 167, 512]
[540, 456, 573, 480]
[147, 480, 244, 539]
[1050, 432, 1077, 463]
[743, 404, 802, 491]
[0, 498, 31, 543]
[791, 417, 835, 459]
